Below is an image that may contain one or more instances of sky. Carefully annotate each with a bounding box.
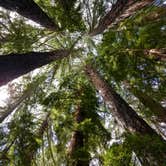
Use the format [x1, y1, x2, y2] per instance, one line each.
[1, 0, 166, 109]
[0, 85, 8, 106]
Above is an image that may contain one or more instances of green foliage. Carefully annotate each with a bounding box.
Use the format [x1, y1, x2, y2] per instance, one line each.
[0, 11, 44, 53]
[103, 133, 166, 166]
[0, 2, 166, 166]
[96, 6, 166, 105]
[125, 133, 166, 163]
[8, 107, 39, 165]
[39, 72, 110, 164]
[68, 147, 90, 166]
[103, 143, 132, 166]
[35, 0, 86, 32]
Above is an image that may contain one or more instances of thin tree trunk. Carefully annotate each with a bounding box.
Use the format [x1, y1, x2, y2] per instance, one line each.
[0, 76, 46, 123]
[0, 113, 50, 164]
[0, 89, 30, 123]
[0, 50, 69, 86]
[85, 64, 156, 135]
[29, 113, 50, 162]
[143, 48, 166, 61]
[153, 122, 166, 139]
[68, 106, 89, 166]
[0, 0, 59, 30]
[131, 88, 166, 122]
[119, 48, 166, 62]
[0, 138, 16, 160]
[89, 0, 154, 36]
[38, 113, 50, 138]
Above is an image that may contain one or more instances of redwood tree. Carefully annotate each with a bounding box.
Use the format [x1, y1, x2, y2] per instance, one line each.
[0, 0, 59, 30]
[84, 64, 166, 164]
[85, 64, 157, 135]
[68, 105, 89, 166]
[89, 0, 154, 36]
[0, 50, 69, 86]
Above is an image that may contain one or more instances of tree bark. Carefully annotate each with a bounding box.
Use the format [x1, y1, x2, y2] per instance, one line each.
[119, 48, 166, 62]
[85, 65, 166, 165]
[68, 106, 89, 166]
[84, 64, 156, 135]
[143, 48, 166, 61]
[0, 50, 69, 86]
[131, 88, 166, 122]
[89, 0, 154, 36]
[38, 113, 50, 138]
[0, 0, 59, 30]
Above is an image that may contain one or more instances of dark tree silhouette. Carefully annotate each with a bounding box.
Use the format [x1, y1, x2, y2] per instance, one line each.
[0, 50, 69, 86]
[0, 0, 59, 30]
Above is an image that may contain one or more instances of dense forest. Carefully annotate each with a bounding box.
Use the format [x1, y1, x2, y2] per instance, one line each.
[0, 0, 166, 165]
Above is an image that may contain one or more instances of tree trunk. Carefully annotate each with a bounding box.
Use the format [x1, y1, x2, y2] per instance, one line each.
[131, 88, 166, 122]
[89, 0, 153, 36]
[38, 113, 50, 138]
[0, 0, 59, 30]
[0, 50, 69, 86]
[0, 89, 30, 123]
[68, 106, 89, 166]
[85, 65, 166, 164]
[119, 48, 166, 62]
[143, 48, 166, 61]
[28, 113, 50, 163]
[0, 76, 46, 123]
[84, 64, 156, 135]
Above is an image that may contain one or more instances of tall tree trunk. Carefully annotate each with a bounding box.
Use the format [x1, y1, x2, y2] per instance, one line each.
[131, 88, 166, 122]
[85, 65, 166, 164]
[68, 106, 89, 166]
[89, 0, 153, 36]
[0, 50, 69, 86]
[84, 64, 156, 135]
[0, 0, 59, 30]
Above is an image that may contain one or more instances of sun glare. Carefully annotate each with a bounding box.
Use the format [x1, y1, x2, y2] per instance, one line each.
[0, 86, 9, 106]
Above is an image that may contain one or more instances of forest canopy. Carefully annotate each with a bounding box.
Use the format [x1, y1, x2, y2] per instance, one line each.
[0, 0, 166, 166]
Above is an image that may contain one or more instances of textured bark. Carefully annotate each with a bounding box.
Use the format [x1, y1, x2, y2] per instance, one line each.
[85, 66, 166, 165]
[85, 65, 156, 135]
[89, 0, 154, 36]
[131, 88, 166, 122]
[0, 50, 69, 86]
[68, 106, 89, 166]
[0, 0, 59, 30]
